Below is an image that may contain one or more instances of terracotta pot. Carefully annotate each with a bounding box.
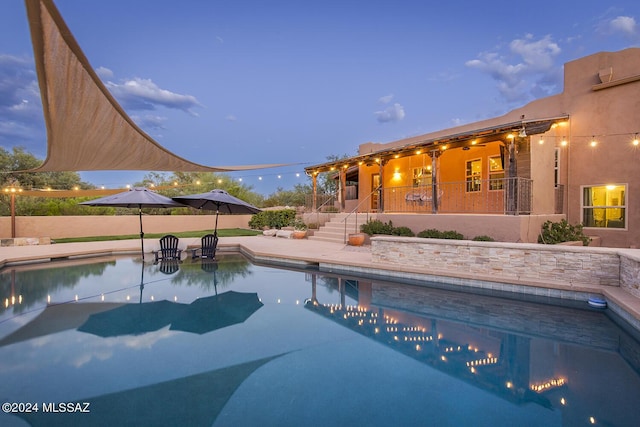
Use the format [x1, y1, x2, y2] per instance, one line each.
[348, 233, 366, 246]
[292, 230, 307, 239]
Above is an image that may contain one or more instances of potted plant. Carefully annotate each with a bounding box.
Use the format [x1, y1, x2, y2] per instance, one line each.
[291, 218, 308, 239]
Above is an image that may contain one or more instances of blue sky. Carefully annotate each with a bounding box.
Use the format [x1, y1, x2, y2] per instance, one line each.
[1, 0, 639, 195]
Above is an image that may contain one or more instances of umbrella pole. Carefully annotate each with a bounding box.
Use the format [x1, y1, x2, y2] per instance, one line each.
[139, 265, 144, 304]
[214, 210, 219, 238]
[139, 206, 145, 261]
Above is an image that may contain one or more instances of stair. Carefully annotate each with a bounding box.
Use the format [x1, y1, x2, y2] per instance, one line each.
[308, 213, 376, 244]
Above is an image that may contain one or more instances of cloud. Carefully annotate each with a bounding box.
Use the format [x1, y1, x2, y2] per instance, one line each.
[130, 114, 168, 130]
[465, 34, 562, 104]
[95, 66, 114, 79]
[374, 103, 405, 123]
[378, 94, 394, 104]
[0, 54, 44, 146]
[608, 16, 637, 38]
[105, 77, 203, 116]
[225, 114, 237, 121]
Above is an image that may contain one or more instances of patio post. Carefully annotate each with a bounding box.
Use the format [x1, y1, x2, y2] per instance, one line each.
[311, 173, 317, 212]
[378, 160, 386, 212]
[429, 150, 441, 214]
[339, 168, 346, 211]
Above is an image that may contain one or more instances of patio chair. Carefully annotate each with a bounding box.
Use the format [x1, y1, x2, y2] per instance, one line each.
[158, 258, 180, 274]
[191, 233, 219, 260]
[153, 234, 182, 263]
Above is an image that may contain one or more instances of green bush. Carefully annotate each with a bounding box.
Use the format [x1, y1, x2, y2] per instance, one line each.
[360, 219, 395, 235]
[392, 226, 415, 237]
[249, 209, 296, 229]
[417, 229, 443, 238]
[472, 235, 495, 242]
[417, 229, 464, 240]
[538, 219, 591, 246]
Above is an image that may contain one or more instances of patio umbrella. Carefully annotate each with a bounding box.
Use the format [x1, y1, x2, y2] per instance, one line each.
[80, 187, 184, 260]
[172, 189, 261, 238]
[77, 299, 182, 338]
[170, 291, 263, 335]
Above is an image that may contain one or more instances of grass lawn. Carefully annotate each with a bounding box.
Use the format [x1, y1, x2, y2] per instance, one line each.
[54, 228, 262, 243]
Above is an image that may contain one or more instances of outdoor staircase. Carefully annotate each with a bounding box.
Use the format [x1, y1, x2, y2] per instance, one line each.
[308, 213, 376, 244]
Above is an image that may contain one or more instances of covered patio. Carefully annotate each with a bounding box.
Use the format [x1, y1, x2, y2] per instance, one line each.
[305, 116, 568, 217]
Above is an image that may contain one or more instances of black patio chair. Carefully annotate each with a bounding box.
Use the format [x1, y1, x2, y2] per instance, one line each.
[153, 234, 182, 263]
[191, 233, 219, 260]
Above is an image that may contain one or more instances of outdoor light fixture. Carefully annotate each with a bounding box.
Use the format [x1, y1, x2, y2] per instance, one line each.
[633, 133, 639, 146]
[518, 126, 527, 138]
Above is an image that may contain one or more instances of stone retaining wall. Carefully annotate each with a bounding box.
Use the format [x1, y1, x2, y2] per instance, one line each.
[371, 237, 640, 296]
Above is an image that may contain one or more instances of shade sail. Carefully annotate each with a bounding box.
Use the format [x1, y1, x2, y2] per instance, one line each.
[24, 0, 289, 172]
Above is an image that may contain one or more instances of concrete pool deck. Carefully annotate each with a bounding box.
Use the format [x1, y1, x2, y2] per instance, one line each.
[1, 235, 640, 328]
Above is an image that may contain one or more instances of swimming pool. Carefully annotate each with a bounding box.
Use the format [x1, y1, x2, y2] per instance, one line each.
[1, 254, 639, 426]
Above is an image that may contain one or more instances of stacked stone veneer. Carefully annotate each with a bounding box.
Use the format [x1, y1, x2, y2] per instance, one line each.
[371, 237, 640, 298]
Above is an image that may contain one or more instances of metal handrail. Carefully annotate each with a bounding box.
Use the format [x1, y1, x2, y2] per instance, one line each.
[312, 193, 337, 229]
[342, 186, 380, 243]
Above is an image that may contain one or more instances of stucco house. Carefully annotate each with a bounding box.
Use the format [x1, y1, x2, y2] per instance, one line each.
[305, 48, 640, 248]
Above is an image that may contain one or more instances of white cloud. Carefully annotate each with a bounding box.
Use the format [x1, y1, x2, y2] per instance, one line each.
[465, 34, 562, 104]
[225, 114, 237, 121]
[95, 66, 114, 79]
[378, 94, 394, 104]
[106, 77, 203, 116]
[609, 16, 637, 37]
[374, 103, 405, 123]
[130, 114, 167, 130]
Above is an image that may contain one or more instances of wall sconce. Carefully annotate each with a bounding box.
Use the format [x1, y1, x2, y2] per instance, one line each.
[518, 126, 527, 138]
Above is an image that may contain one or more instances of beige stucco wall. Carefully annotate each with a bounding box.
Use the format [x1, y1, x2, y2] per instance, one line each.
[375, 213, 564, 243]
[0, 215, 253, 240]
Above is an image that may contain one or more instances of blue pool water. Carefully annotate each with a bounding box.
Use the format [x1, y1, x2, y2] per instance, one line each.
[0, 254, 639, 426]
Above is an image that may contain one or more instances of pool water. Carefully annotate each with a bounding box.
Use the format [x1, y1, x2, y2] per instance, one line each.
[1, 254, 639, 426]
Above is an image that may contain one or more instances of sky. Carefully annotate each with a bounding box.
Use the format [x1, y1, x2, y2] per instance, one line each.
[1, 1, 639, 195]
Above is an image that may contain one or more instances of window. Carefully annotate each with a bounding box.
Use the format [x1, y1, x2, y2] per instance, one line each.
[466, 159, 482, 192]
[488, 156, 504, 190]
[582, 184, 626, 228]
[412, 166, 432, 187]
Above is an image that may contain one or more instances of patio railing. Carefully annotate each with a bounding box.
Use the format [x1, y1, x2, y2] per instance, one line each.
[381, 177, 532, 215]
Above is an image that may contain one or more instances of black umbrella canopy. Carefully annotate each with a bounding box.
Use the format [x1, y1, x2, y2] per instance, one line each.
[170, 291, 264, 335]
[80, 187, 185, 260]
[172, 189, 261, 237]
[77, 300, 181, 338]
[172, 189, 261, 214]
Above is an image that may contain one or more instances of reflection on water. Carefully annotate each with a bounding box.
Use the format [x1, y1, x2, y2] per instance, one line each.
[0, 255, 639, 426]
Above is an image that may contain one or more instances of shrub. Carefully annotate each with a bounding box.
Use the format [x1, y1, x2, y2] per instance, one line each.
[538, 219, 591, 246]
[472, 235, 495, 242]
[249, 209, 296, 229]
[417, 229, 464, 240]
[417, 229, 443, 238]
[392, 226, 415, 237]
[360, 219, 395, 235]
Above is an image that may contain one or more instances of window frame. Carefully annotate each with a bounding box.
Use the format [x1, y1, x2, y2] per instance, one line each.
[581, 183, 627, 230]
[465, 158, 482, 193]
[488, 155, 504, 191]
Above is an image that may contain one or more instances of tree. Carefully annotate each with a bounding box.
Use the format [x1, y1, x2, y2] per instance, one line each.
[0, 147, 93, 190]
[138, 171, 265, 211]
[263, 183, 313, 207]
[0, 147, 96, 216]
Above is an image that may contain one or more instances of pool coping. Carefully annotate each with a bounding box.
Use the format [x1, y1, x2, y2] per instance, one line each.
[1, 235, 640, 332]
